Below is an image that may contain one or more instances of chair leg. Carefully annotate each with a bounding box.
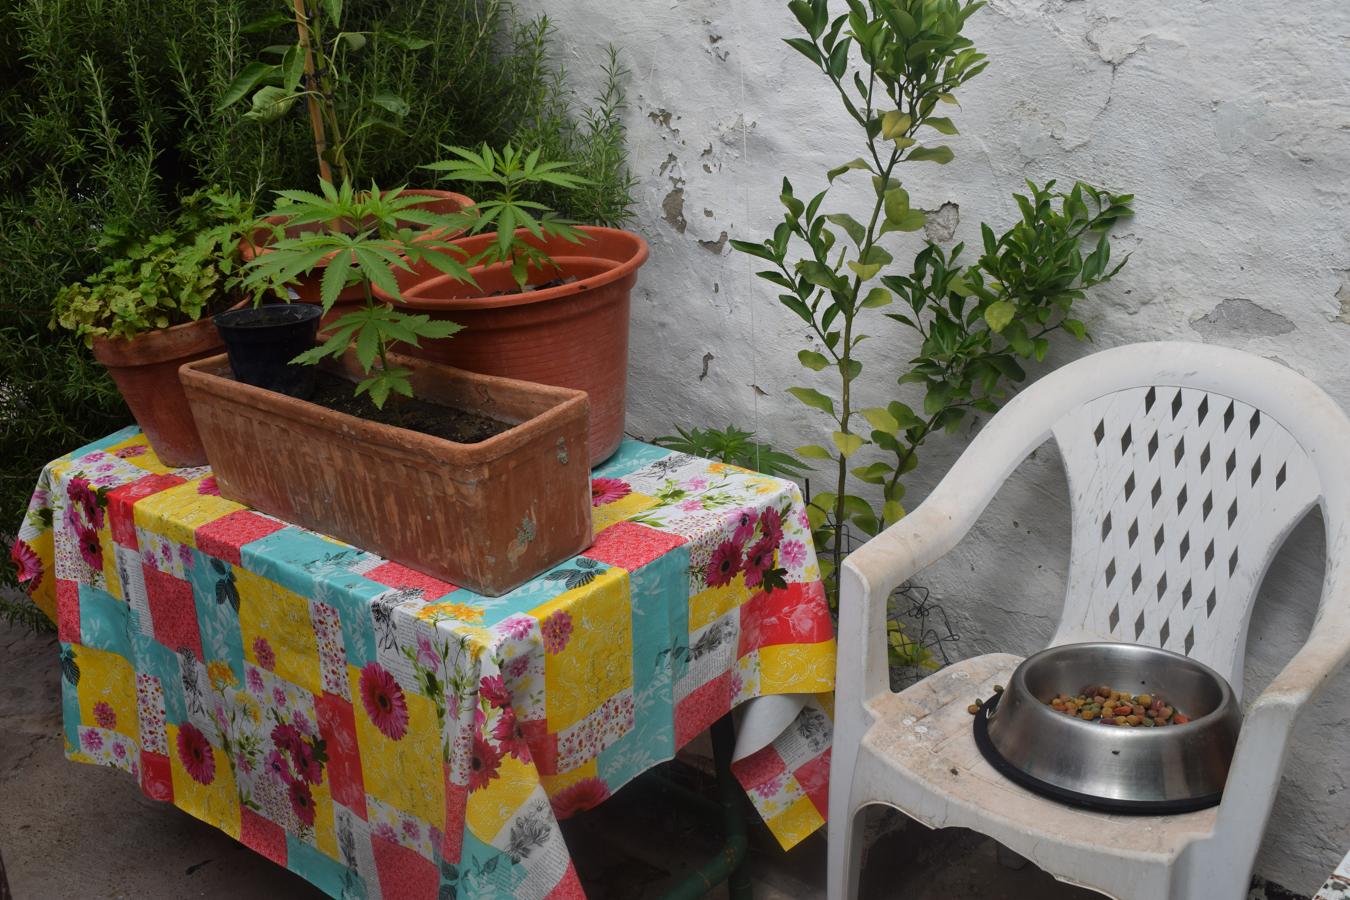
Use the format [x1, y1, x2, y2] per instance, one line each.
[827, 801, 866, 900]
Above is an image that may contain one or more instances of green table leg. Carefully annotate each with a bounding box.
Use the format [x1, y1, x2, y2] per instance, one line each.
[658, 714, 752, 899]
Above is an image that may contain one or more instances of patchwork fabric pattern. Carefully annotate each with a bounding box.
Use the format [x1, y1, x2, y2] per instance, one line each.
[13, 428, 836, 898]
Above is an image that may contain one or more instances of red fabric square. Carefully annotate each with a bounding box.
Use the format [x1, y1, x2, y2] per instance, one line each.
[194, 510, 286, 566]
[730, 743, 789, 792]
[139, 750, 173, 802]
[519, 717, 557, 775]
[315, 692, 366, 818]
[56, 579, 80, 643]
[584, 521, 687, 571]
[106, 474, 186, 549]
[794, 748, 832, 816]
[674, 671, 733, 749]
[364, 561, 458, 599]
[371, 832, 439, 900]
[543, 863, 587, 900]
[737, 581, 833, 656]
[142, 564, 202, 660]
[442, 768, 468, 864]
[240, 807, 288, 866]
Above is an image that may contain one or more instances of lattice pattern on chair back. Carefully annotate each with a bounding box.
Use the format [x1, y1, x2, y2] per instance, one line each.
[1051, 385, 1320, 687]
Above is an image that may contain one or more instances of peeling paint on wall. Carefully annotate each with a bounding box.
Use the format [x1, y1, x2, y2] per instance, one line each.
[1191, 298, 1296, 338]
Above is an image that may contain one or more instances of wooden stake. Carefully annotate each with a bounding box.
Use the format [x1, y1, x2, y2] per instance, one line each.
[292, 0, 332, 184]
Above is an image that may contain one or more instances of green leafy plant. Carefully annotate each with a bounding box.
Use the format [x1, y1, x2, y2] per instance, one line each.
[731, 0, 1134, 616]
[423, 144, 590, 289]
[241, 180, 478, 408]
[653, 425, 811, 479]
[51, 190, 256, 345]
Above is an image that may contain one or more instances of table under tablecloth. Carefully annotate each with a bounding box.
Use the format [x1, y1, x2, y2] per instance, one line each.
[11, 427, 835, 899]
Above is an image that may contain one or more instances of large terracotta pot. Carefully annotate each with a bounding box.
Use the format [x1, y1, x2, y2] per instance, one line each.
[386, 226, 648, 466]
[179, 349, 592, 596]
[91, 313, 233, 467]
[240, 189, 475, 312]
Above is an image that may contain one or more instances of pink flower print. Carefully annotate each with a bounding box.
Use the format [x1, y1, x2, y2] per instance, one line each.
[237, 752, 254, 776]
[247, 668, 265, 694]
[289, 739, 322, 785]
[177, 543, 193, 568]
[374, 822, 398, 843]
[743, 537, 776, 589]
[706, 540, 743, 588]
[10, 540, 42, 595]
[430, 826, 445, 854]
[479, 675, 510, 709]
[113, 742, 127, 760]
[541, 610, 573, 654]
[292, 711, 314, 736]
[590, 477, 631, 507]
[492, 708, 532, 763]
[253, 637, 276, 671]
[796, 508, 811, 529]
[758, 506, 784, 546]
[678, 499, 703, 512]
[468, 732, 503, 791]
[359, 663, 409, 741]
[265, 749, 291, 782]
[550, 777, 611, 819]
[402, 818, 419, 840]
[416, 633, 440, 671]
[779, 539, 807, 571]
[272, 687, 288, 708]
[197, 476, 221, 496]
[506, 656, 531, 680]
[114, 445, 147, 459]
[93, 701, 117, 731]
[753, 772, 786, 799]
[81, 729, 104, 752]
[730, 671, 745, 700]
[67, 477, 104, 529]
[498, 615, 534, 641]
[75, 523, 103, 571]
[730, 508, 756, 545]
[682, 476, 709, 491]
[288, 780, 316, 826]
[96, 463, 114, 473]
[177, 723, 216, 785]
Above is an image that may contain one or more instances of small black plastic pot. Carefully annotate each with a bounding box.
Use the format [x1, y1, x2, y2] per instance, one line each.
[213, 303, 323, 399]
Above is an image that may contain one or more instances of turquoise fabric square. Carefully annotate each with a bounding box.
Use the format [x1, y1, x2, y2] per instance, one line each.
[126, 608, 188, 726]
[286, 834, 356, 898]
[187, 548, 244, 677]
[78, 583, 131, 659]
[591, 440, 672, 480]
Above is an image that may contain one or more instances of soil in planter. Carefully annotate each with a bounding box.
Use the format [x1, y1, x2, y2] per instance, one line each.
[308, 370, 512, 443]
[486, 275, 579, 297]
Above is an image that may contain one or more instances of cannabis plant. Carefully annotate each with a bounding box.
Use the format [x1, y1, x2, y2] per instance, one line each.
[423, 144, 590, 289]
[732, 0, 1133, 609]
[240, 181, 474, 408]
[653, 425, 811, 479]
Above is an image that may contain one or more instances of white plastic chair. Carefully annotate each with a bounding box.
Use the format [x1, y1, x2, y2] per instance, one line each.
[829, 342, 1350, 899]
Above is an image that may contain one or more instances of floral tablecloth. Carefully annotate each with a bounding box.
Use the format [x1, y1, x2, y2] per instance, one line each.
[12, 427, 835, 899]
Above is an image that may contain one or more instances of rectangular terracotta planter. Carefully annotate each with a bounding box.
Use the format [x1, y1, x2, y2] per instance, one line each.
[180, 349, 592, 596]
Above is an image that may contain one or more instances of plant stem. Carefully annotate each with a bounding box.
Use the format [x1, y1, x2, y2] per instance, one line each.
[292, 0, 333, 184]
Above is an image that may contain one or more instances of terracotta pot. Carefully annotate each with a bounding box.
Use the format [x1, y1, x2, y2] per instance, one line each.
[385, 226, 648, 466]
[91, 312, 236, 467]
[179, 349, 592, 596]
[240, 189, 476, 312]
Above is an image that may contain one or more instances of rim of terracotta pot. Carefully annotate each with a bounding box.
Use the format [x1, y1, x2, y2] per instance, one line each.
[239, 188, 477, 262]
[182, 351, 590, 467]
[392, 226, 649, 312]
[91, 300, 244, 368]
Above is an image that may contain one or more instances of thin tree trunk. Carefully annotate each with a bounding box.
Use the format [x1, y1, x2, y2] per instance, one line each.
[291, 0, 333, 184]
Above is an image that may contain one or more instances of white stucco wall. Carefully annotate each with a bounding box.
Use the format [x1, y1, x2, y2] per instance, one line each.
[519, 0, 1350, 891]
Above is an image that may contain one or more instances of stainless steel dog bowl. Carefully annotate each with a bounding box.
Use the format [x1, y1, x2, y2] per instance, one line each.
[973, 642, 1242, 813]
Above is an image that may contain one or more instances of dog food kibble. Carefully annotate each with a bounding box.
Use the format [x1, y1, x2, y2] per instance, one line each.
[1037, 686, 1189, 726]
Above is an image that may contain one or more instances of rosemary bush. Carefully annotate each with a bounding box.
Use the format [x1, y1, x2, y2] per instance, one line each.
[0, 0, 635, 624]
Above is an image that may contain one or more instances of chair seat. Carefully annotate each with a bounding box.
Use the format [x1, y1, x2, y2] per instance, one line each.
[861, 653, 1219, 866]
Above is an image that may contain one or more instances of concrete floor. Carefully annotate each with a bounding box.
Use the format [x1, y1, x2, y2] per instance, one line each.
[0, 620, 1274, 899]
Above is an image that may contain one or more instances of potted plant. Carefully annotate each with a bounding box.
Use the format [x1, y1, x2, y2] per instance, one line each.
[50, 189, 255, 466]
[219, 0, 475, 306]
[381, 144, 649, 467]
[180, 178, 593, 595]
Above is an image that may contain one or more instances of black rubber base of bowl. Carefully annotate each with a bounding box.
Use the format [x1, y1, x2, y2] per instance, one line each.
[972, 693, 1223, 815]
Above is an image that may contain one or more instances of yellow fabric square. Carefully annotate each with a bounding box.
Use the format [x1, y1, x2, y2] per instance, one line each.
[766, 792, 825, 851]
[166, 723, 241, 840]
[539, 759, 599, 799]
[758, 640, 836, 695]
[133, 481, 244, 547]
[592, 491, 658, 534]
[347, 665, 444, 827]
[236, 569, 321, 695]
[532, 568, 632, 732]
[29, 529, 57, 623]
[100, 523, 122, 601]
[688, 573, 747, 632]
[466, 753, 546, 842]
[310, 773, 338, 860]
[105, 434, 174, 475]
[75, 646, 139, 744]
